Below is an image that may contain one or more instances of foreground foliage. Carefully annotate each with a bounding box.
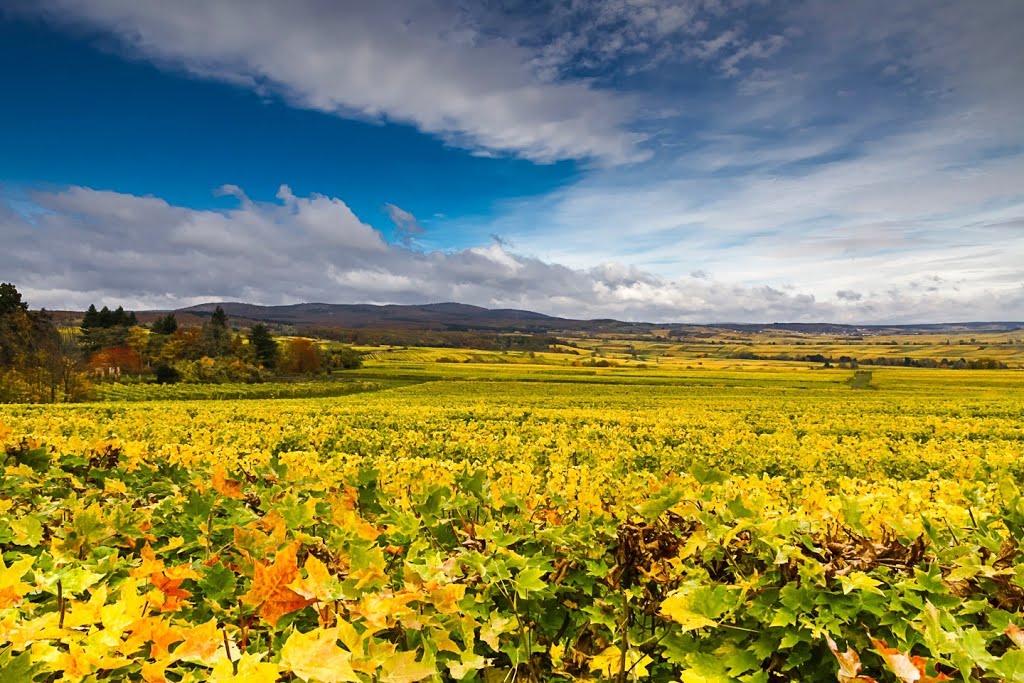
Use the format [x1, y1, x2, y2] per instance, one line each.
[2, 373, 1024, 681]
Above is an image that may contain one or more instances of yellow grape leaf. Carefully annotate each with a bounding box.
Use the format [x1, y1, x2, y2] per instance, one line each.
[163, 563, 201, 581]
[141, 657, 172, 683]
[279, 627, 360, 683]
[241, 541, 314, 626]
[448, 651, 489, 680]
[54, 641, 133, 680]
[431, 628, 461, 654]
[164, 536, 186, 551]
[479, 614, 514, 650]
[289, 554, 344, 602]
[209, 652, 280, 683]
[589, 645, 653, 679]
[55, 642, 97, 680]
[3, 613, 64, 650]
[839, 572, 885, 596]
[660, 592, 717, 632]
[104, 478, 128, 496]
[335, 617, 364, 653]
[234, 511, 289, 557]
[51, 566, 105, 595]
[355, 591, 419, 630]
[63, 585, 108, 628]
[0, 555, 35, 609]
[379, 650, 437, 683]
[101, 577, 148, 635]
[173, 618, 227, 666]
[10, 516, 43, 547]
[426, 583, 467, 614]
[355, 638, 398, 675]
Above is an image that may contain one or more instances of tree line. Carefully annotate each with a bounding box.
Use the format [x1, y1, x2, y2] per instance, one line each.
[0, 283, 362, 403]
[727, 350, 1009, 369]
[300, 326, 562, 351]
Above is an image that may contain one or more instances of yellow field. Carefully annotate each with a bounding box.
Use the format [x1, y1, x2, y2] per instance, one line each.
[2, 363, 1023, 681]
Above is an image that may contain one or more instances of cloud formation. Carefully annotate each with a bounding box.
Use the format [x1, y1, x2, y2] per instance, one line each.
[3, 185, 1022, 323]
[435, 0, 1024, 320]
[21, 0, 646, 164]
[3, 1, 1022, 324]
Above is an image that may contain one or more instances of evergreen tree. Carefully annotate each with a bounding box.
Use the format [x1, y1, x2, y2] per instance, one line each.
[248, 324, 279, 368]
[0, 283, 28, 314]
[201, 305, 231, 357]
[151, 313, 178, 335]
[209, 306, 228, 329]
[82, 304, 100, 329]
[0, 283, 34, 367]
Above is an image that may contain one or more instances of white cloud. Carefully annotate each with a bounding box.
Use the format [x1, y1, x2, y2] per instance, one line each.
[2, 184, 1023, 323]
[384, 203, 424, 245]
[427, 0, 1024, 321]
[22, 0, 646, 164]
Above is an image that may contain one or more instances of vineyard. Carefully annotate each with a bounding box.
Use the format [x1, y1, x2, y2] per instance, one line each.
[2, 367, 1024, 681]
[91, 380, 390, 403]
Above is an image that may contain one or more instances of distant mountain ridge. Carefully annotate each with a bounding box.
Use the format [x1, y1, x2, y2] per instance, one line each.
[45, 301, 1023, 335]
[172, 302, 1023, 336]
[179, 301, 625, 333]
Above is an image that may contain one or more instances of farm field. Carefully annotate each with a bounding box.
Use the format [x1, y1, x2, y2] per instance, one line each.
[349, 328, 1024, 371]
[2, 364, 1024, 681]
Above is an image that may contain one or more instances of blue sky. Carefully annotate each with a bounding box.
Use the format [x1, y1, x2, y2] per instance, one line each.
[1, 1, 1022, 322]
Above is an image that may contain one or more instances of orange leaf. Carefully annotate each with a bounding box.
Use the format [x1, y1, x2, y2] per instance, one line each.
[212, 465, 245, 500]
[1008, 623, 1024, 650]
[150, 572, 193, 612]
[173, 618, 224, 666]
[131, 543, 166, 578]
[242, 541, 314, 626]
[871, 639, 922, 683]
[131, 617, 185, 659]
